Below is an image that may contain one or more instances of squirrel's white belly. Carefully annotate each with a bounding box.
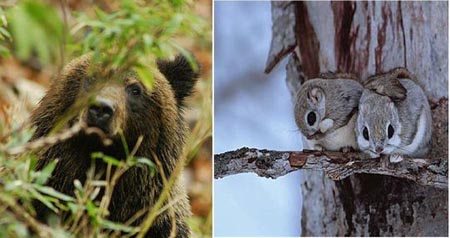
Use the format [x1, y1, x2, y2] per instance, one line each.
[303, 114, 358, 151]
[318, 114, 358, 151]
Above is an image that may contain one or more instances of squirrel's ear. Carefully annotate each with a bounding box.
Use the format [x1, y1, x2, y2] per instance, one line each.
[307, 87, 324, 105]
[387, 79, 407, 102]
[157, 54, 200, 106]
[365, 70, 407, 102]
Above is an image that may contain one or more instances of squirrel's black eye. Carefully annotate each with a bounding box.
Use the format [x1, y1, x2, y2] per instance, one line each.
[307, 112, 316, 126]
[388, 124, 394, 139]
[363, 127, 369, 140]
[127, 84, 142, 96]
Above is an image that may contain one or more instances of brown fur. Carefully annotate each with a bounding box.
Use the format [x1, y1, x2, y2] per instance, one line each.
[363, 67, 418, 102]
[31, 54, 198, 238]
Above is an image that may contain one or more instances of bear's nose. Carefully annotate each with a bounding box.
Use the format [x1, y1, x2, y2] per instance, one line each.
[87, 99, 114, 128]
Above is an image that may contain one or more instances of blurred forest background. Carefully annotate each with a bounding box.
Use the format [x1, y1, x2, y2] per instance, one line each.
[0, 0, 211, 237]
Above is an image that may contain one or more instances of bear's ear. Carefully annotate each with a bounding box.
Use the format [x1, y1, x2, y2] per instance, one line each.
[157, 54, 199, 106]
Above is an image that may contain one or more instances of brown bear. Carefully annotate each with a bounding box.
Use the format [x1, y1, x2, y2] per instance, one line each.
[30, 54, 198, 238]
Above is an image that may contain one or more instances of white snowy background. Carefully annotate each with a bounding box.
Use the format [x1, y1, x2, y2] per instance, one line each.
[214, 2, 303, 237]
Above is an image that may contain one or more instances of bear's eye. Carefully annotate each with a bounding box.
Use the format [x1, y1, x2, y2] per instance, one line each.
[127, 84, 142, 96]
[363, 127, 369, 141]
[387, 124, 394, 139]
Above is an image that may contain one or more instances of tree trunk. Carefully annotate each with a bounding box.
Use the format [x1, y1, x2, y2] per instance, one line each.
[266, 1, 448, 236]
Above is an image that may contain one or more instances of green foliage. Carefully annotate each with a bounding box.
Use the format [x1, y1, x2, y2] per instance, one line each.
[0, 126, 160, 237]
[72, 0, 206, 88]
[0, 7, 11, 57]
[2, 0, 208, 86]
[0, 141, 72, 237]
[6, 0, 64, 64]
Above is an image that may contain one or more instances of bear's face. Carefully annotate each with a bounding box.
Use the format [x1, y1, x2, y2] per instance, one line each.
[79, 75, 129, 137]
[75, 71, 172, 146]
[31, 54, 198, 157]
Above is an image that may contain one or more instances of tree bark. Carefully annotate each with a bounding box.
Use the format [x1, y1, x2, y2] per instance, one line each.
[265, 1, 448, 236]
[214, 147, 447, 189]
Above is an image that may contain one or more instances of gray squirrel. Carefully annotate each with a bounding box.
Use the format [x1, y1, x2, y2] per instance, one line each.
[356, 68, 432, 160]
[293, 74, 363, 151]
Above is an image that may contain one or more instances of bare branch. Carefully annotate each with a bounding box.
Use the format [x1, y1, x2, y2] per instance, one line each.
[0, 121, 113, 156]
[214, 147, 448, 189]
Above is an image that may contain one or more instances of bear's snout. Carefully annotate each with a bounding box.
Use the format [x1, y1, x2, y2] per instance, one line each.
[87, 98, 115, 132]
[81, 83, 126, 137]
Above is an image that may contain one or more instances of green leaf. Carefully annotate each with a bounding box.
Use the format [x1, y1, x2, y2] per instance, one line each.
[165, 13, 184, 35]
[29, 189, 58, 212]
[101, 219, 135, 232]
[135, 157, 155, 168]
[91, 152, 105, 159]
[5, 125, 33, 148]
[92, 151, 122, 166]
[134, 64, 154, 91]
[86, 200, 98, 218]
[67, 202, 80, 214]
[171, 41, 199, 72]
[73, 179, 84, 194]
[0, 27, 11, 40]
[103, 155, 121, 167]
[136, 157, 157, 177]
[34, 185, 75, 202]
[34, 160, 57, 185]
[4, 180, 24, 191]
[0, 7, 6, 25]
[93, 6, 107, 20]
[28, 154, 38, 171]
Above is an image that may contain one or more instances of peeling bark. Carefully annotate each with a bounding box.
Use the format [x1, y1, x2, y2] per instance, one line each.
[264, 2, 296, 74]
[285, 53, 305, 101]
[265, 1, 448, 236]
[214, 147, 447, 189]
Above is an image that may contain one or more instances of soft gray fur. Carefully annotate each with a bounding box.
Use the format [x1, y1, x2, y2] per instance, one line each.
[356, 78, 432, 158]
[294, 78, 363, 150]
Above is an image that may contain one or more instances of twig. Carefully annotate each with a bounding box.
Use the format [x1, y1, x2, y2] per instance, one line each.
[214, 147, 448, 189]
[0, 121, 113, 156]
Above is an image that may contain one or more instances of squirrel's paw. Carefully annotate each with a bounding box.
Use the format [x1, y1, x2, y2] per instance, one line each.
[319, 118, 334, 133]
[389, 154, 404, 163]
